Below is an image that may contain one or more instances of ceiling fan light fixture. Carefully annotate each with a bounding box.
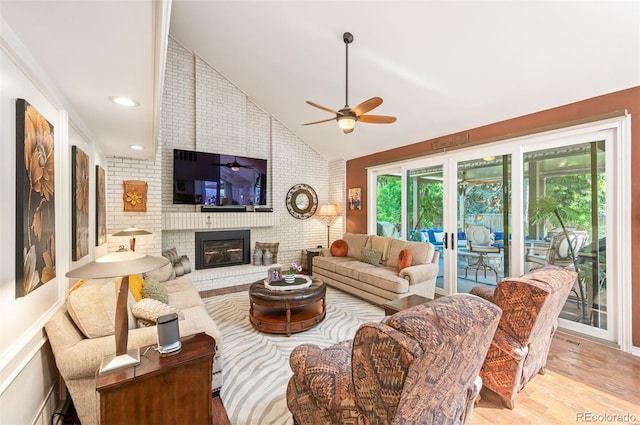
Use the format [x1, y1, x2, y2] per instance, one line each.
[338, 115, 356, 130]
[231, 165, 240, 171]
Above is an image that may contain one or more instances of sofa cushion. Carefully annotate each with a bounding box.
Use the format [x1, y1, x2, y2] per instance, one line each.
[387, 240, 434, 268]
[131, 298, 185, 327]
[397, 249, 413, 272]
[313, 255, 354, 273]
[143, 277, 169, 304]
[342, 233, 370, 259]
[128, 274, 145, 301]
[66, 278, 137, 338]
[360, 248, 382, 266]
[358, 266, 411, 294]
[143, 261, 176, 283]
[163, 247, 180, 264]
[330, 239, 349, 257]
[335, 260, 371, 280]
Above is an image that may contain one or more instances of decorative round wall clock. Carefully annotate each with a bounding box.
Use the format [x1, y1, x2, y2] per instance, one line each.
[286, 184, 318, 219]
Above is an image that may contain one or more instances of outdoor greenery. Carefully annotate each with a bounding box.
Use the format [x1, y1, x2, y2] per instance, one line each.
[376, 175, 401, 229]
[375, 163, 604, 243]
[543, 174, 606, 238]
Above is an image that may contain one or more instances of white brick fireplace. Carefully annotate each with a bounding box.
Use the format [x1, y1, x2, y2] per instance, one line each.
[106, 36, 346, 291]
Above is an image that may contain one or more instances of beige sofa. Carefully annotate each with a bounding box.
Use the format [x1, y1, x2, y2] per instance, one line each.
[312, 232, 439, 304]
[44, 263, 222, 425]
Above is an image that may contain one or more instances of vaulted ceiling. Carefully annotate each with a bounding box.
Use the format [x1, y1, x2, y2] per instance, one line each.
[2, 1, 639, 161]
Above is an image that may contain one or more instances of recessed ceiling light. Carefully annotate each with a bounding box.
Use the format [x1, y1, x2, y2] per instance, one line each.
[130, 145, 144, 150]
[110, 96, 139, 107]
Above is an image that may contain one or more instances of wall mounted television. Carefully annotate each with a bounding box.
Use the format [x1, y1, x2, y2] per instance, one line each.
[173, 149, 267, 206]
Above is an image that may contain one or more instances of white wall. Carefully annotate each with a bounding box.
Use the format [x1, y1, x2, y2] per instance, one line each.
[0, 17, 106, 425]
[107, 37, 342, 274]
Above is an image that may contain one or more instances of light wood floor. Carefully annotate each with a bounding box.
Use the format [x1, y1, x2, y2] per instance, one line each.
[473, 331, 640, 424]
[210, 331, 640, 425]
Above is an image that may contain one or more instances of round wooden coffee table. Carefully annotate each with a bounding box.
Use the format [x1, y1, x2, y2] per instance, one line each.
[249, 278, 326, 336]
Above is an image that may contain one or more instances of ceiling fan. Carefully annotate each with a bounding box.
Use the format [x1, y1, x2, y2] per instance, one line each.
[212, 156, 253, 172]
[302, 32, 397, 134]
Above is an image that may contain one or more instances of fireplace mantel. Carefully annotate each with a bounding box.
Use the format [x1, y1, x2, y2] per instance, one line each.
[163, 212, 279, 231]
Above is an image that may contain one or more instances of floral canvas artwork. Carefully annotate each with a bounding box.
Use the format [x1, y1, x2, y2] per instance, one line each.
[15, 99, 56, 297]
[72, 146, 89, 260]
[96, 165, 107, 246]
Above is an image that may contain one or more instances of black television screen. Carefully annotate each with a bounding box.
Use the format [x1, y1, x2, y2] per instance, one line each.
[173, 149, 267, 206]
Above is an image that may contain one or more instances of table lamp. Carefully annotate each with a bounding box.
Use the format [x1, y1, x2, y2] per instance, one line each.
[113, 225, 152, 251]
[317, 203, 341, 247]
[66, 251, 169, 373]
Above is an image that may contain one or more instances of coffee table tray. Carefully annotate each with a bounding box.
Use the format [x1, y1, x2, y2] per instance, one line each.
[264, 275, 312, 291]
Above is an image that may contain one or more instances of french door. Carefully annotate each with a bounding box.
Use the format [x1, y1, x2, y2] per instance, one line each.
[368, 117, 631, 346]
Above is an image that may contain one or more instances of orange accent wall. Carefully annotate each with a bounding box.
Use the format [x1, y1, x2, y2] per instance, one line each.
[346, 86, 640, 347]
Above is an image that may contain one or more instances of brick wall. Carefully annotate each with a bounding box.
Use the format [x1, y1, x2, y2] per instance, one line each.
[106, 36, 343, 274]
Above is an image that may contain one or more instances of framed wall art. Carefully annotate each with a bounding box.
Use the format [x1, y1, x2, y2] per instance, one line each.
[15, 98, 56, 297]
[348, 187, 361, 211]
[123, 180, 147, 212]
[72, 146, 89, 260]
[96, 165, 107, 246]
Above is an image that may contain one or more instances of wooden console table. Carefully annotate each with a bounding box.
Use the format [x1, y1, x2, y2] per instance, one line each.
[382, 294, 432, 316]
[96, 332, 215, 425]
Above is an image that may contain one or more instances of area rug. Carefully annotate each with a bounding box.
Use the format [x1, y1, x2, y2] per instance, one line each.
[203, 286, 385, 425]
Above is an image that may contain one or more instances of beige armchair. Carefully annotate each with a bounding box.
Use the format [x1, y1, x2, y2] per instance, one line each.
[470, 265, 577, 409]
[286, 294, 502, 425]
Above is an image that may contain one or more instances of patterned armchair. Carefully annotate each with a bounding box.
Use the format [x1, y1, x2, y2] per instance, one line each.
[286, 294, 502, 425]
[470, 265, 577, 409]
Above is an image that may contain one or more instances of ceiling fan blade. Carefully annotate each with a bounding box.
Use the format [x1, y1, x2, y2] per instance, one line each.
[352, 97, 383, 116]
[343, 127, 355, 134]
[358, 114, 397, 124]
[306, 101, 339, 115]
[302, 117, 336, 126]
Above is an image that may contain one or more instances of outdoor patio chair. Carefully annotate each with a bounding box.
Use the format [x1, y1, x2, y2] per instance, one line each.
[527, 230, 589, 305]
[465, 225, 501, 282]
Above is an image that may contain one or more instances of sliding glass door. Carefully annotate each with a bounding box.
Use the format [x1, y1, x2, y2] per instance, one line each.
[368, 117, 629, 345]
[523, 138, 611, 339]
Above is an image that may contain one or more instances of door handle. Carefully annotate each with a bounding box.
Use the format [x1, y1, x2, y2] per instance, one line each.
[444, 232, 448, 250]
[451, 232, 455, 250]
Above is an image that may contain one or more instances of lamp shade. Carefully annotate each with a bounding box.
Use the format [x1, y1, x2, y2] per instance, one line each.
[112, 226, 152, 237]
[65, 251, 168, 279]
[66, 252, 169, 373]
[317, 204, 341, 217]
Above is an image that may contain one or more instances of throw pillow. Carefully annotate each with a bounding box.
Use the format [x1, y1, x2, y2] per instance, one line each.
[142, 277, 169, 304]
[330, 239, 348, 257]
[360, 248, 383, 266]
[66, 278, 137, 338]
[397, 249, 413, 272]
[143, 260, 176, 283]
[162, 247, 180, 264]
[128, 274, 145, 302]
[131, 298, 184, 326]
[256, 242, 279, 263]
[68, 279, 86, 294]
